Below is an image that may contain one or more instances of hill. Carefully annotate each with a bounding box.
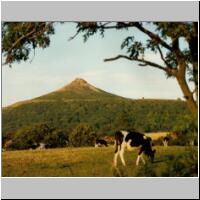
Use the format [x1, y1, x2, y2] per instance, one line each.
[3, 78, 124, 109]
[2, 78, 190, 138]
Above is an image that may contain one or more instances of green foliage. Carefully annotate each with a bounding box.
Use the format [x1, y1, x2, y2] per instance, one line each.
[75, 22, 198, 115]
[43, 129, 68, 148]
[2, 99, 190, 139]
[121, 36, 144, 58]
[69, 123, 96, 147]
[162, 150, 198, 177]
[134, 149, 198, 177]
[173, 114, 198, 145]
[2, 22, 55, 66]
[152, 115, 198, 146]
[11, 123, 49, 149]
[11, 123, 68, 150]
[115, 111, 132, 130]
[135, 162, 157, 177]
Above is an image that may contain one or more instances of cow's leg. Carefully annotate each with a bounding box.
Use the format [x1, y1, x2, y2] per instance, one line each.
[141, 153, 146, 165]
[136, 155, 141, 166]
[113, 152, 119, 167]
[113, 146, 120, 167]
[136, 147, 144, 166]
[119, 142, 126, 166]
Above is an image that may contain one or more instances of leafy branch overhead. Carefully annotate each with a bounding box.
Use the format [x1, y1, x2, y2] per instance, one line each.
[2, 22, 55, 66]
[74, 22, 198, 115]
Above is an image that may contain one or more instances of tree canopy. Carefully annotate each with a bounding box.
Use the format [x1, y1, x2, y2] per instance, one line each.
[2, 22, 55, 66]
[73, 22, 198, 115]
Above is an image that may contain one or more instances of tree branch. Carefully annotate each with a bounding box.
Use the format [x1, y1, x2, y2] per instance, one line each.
[104, 54, 169, 72]
[68, 28, 81, 41]
[157, 45, 169, 66]
[132, 23, 172, 51]
[7, 29, 36, 54]
[73, 22, 173, 53]
[156, 45, 178, 76]
[4, 22, 54, 65]
[28, 22, 54, 40]
[7, 22, 53, 53]
[94, 22, 173, 51]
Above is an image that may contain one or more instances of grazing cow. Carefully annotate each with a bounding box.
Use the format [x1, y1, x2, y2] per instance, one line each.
[95, 139, 108, 147]
[36, 143, 46, 150]
[163, 136, 170, 147]
[114, 130, 156, 167]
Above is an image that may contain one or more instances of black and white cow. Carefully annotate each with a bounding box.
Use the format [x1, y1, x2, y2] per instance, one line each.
[113, 130, 156, 166]
[95, 139, 108, 147]
[163, 136, 170, 147]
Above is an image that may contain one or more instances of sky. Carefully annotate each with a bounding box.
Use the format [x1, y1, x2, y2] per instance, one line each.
[2, 23, 187, 107]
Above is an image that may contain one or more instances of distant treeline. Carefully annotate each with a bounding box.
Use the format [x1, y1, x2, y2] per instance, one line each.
[3, 99, 191, 137]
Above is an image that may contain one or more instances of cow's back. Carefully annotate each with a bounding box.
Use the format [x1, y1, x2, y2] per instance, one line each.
[124, 131, 146, 146]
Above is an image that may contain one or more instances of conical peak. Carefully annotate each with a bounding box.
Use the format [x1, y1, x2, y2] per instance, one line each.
[59, 78, 91, 91]
[61, 78, 101, 93]
[71, 78, 88, 85]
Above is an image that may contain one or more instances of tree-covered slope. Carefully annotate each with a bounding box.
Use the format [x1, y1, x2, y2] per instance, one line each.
[2, 78, 190, 137]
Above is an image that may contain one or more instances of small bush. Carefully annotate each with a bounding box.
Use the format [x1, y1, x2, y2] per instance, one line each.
[43, 129, 68, 148]
[10, 123, 68, 150]
[11, 124, 49, 149]
[134, 162, 157, 177]
[165, 150, 198, 177]
[170, 132, 198, 146]
[69, 123, 96, 147]
[172, 114, 198, 146]
[134, 150, 198, 177]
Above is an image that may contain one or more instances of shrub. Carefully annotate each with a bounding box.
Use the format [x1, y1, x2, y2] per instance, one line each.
[43, 129, 68, 148]
[134, 150, 198, 177]
[163, 150, 198, 177]
[172, 114, 198, 146]
[69, 123, 96, 147]
[10, 123, 68, 150]
[170, 132, 198, 146]
[11, 124, 49, 149]
[134, 162, 157, 177]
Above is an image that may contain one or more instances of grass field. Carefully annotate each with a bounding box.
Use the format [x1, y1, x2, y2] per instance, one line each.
[2, 145, 198, 177]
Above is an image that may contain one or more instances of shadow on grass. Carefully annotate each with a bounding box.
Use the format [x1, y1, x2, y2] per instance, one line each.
[152, 160, 165, 164]
[153, 154, 176, 164]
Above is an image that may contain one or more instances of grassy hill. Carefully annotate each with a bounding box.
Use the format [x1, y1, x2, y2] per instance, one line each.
[2, 78, 190, 138]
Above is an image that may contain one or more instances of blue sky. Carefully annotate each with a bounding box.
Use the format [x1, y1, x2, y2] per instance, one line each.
[2, 23, 185, 107]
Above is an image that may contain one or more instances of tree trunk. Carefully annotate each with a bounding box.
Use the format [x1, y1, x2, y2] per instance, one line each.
[176, 63, 198, 115]
[190, 23, 198, 105]
[193, 61, 198, 104]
